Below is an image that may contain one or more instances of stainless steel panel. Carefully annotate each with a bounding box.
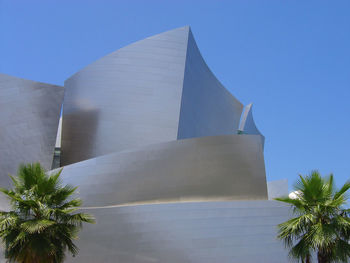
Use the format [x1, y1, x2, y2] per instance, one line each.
[267, 179, 289, 200]
[61, 26, 245, 166]
[0, 73, 64, 187]
[239, 103, 265, 148]
[59, 134, 267, 207]
[0, 26, 284, 263]
[61, 27, 190, 165]
[65, 200, 291, 263]
[177, 30, 243, 139]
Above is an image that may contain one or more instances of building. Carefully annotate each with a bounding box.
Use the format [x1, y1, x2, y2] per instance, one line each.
[0, 26, 290, 263]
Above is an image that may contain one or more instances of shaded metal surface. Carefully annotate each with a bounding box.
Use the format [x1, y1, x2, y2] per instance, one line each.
[177, 30, 243, 139]
[0, 73, 64, 187]
[238, 103, 265, 148]
[61, 27, 189, 165]
[59, 135, 268, 207]
[267, 179, 289, 200]
[65, 200, 291, 263]
[61, 26, 244, 166]
[0, 27, 282, 262]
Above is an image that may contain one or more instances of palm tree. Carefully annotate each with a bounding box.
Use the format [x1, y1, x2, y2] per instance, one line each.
[275, 170, 350, 263]
[0, 163, 95, 263]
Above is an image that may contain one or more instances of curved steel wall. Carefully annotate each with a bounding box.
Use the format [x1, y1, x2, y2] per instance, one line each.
[177, 30, 243, 139]
[59, 134, 267, 207]
[0, 74, 64, 187]
[65, 201, 290, 263]
[239, 103, 265, 147]
[57, 27, 277, 262]
[61, 26, 244, 165]
[61, 27, 190, 165]
[0, 27, 286, 262]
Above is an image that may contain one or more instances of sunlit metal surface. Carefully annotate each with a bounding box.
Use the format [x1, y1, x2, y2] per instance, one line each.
[0, 73, 64, 187]
[61, 26, 243, 166]
[65, 201, 290, 263]
[0, 26, 290, 262]
[58, 134, 267, 207]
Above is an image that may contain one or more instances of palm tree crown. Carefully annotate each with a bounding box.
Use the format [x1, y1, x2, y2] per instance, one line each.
[0, 163, 95, 263]
[275, 170, 350, 263]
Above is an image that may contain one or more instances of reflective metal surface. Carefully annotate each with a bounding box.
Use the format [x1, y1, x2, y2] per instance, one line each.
[177, 29, 243, 139]
[0, 27, 291, 262]
[239, 103, 265, 147]
[65, 201, 291, 263]
[58, 134, 267, 207]
[61, 27, 189, 165]
[267, 179, 289, 200]
[0, 73, 64, 187]
[61, 26, 243, 166]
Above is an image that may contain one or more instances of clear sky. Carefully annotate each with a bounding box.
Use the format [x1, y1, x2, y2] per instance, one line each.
[1, 0, 349, 191]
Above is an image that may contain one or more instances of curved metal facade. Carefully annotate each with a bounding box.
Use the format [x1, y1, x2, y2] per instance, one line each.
[61, 27, 189, 165]
[61, 26, 243, 165]
[65, 201, 290, 263]
[177, 30, 243, 139]
[55, 27, 283, 262]
[0, 27, 289, 262]
[59, 134, 267, 207]
[239, 103, 265, 147]
[0, 73, 64, 187]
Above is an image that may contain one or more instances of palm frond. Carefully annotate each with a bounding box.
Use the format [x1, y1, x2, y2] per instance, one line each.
[69, 213, 96, 225]
[288, 236, 312, 262]
[275, 170, 350, 263]
[21, 220, 56, 234]
[0, 162, 94, 263]
[334, 181, 350, 201]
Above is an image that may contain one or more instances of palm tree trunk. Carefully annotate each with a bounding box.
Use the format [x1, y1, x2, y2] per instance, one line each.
[302, 254, 311, 263]
[317, 250, 328, 263]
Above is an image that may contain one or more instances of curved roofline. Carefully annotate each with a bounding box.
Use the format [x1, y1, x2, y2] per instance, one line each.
[65, 26, 191, 84]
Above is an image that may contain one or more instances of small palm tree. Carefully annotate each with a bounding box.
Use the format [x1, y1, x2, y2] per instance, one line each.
[0, 163, 95, 263]
[275, 171, 350, 263]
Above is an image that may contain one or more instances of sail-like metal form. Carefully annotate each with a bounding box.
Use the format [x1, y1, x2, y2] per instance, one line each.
[61, 26, 243, 166]
[0, 74, 64, 187]
[55, 26, 285, 262]
[239, 103, 265, 147]
[177, 30, 243, 139]
[0, 27, 289, 262]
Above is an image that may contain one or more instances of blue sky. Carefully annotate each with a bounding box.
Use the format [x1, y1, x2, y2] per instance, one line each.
[1, 0, 349, 190]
